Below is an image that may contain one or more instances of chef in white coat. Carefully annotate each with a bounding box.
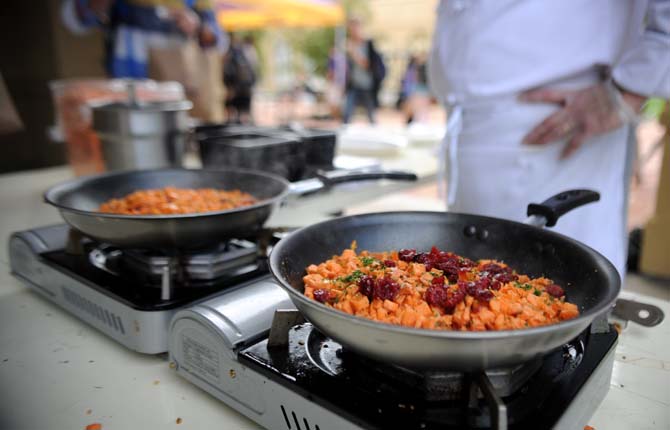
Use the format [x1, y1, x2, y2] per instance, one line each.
[429, 0, 670, 278]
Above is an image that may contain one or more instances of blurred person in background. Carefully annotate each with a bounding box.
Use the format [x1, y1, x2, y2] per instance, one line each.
[325, 46, 345, 119]
[223, 33, 257, 124]
[242, 35, 260, 81]
[342, 17, 386, 124]
[398, 53, 430, 124]
[62, 0, 227, 121]
[429, 0, 670, 278]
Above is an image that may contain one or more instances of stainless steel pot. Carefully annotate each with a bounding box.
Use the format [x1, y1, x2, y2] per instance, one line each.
[92, 97, 192, 171]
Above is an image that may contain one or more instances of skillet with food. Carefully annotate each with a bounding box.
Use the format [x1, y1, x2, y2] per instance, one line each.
[269, 190, 622, 370]
[44, 167, 416, 250]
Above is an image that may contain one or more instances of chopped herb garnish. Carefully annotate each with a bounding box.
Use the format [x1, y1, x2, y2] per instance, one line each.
[533, 289, 542, 296]
[359, 256, 377, 266]
[519, 283, 533, 290]
[338, 270, 364, 283]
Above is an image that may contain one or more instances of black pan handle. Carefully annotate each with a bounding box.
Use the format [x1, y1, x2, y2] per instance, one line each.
[316, 168, 418, 185]
[527, 189, 600, 227]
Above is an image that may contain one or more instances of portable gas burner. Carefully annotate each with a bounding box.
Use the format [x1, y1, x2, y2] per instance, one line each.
[8, 224, 292, 354]
[170, 297, 618, 430]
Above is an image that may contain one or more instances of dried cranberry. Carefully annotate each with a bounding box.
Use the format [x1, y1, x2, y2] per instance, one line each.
[444, 288, 466, 310]
[458, 257, 476, 268]
[431, 275, 446, 286]
[313, 289, 331, 303]
[357, 275, 375, 299]
[459, 278, 495, 299]
[480, 263, 508, 275]
[475, 277, 491, 290]
[373, 276, 400, 301]
[424, 284, 448, 307]
[383, 259, 396, 267]
[494, 272, 518, 284]
[462, 281, 478, 297]
[398, 249, 417, 262]
[435, 261, 459, 283]
[414, 252, 431, 264]
[489, 280, 502, 291]
[474, 288, 494, 302]
[545, 284, 565, 298]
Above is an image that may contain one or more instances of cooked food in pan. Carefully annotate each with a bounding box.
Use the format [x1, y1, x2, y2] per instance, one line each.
[99, 186, 258, 215]
[303, 243, 579, 331]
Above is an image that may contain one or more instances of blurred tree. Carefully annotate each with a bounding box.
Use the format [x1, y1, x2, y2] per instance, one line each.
[231, 0, 370, 84]
[285, 27, 335, 76]
[277, 0, 370, 78]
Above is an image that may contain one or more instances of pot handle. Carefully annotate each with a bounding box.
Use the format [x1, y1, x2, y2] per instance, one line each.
[288, 168, 418, 196]
[526, 189, 600, 228]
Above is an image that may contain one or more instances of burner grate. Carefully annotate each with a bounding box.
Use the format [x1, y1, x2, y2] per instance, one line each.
[85, 240, 262, 294]
[120, 239, 259, 282]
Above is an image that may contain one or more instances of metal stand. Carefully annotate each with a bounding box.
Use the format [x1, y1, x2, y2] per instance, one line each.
[64, 228, 85, 255]
[160, 257, 179, 301]
[468, 372, 508, 430]
[267, 309, 304, 348]
[160, 265, 171, 301]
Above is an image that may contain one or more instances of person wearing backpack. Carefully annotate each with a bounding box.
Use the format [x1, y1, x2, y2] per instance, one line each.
[223, 34, 257, 124]
[342, 17, 386, 124]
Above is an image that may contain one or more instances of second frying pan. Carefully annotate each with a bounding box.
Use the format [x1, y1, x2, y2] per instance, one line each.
[44, 167, 416, 250]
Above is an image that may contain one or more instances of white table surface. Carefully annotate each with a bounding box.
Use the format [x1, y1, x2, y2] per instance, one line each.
[0, 158, 668, 430]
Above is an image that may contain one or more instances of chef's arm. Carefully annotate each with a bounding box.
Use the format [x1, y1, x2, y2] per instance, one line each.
[612, 0, 670, 104]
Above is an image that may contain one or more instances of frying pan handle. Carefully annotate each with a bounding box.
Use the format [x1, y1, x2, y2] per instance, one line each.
[611, 298, 664, 327]
[288, 168, 418, 196]
[316, 168, 418, 185]
[526, 189, 600, 227]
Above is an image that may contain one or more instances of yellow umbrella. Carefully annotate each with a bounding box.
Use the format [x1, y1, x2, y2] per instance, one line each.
[216, 0, 345, 31]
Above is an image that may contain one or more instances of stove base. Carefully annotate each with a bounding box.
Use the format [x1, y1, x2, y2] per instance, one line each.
[10, 226, 175, 354]
[9, 225, 280, 354]
[188, 340, 613, 430]
[170, 307, 618, 430]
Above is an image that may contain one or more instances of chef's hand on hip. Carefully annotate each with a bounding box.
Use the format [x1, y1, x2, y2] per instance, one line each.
[519, 83, 646, 159]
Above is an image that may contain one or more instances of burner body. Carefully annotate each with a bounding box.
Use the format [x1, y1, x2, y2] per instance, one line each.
[8, 224, 275, 353]
[169, 298, 617, 430]
[235, 323, 616, 429]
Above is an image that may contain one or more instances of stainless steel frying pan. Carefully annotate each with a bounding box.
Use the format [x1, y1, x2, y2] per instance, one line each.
[269, 190, 622, 370]
[44, 167, 416, 250]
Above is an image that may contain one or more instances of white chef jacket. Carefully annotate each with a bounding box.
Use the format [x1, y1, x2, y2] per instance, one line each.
[429, 0, 670, 102]
[429, 0, 670, 278]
